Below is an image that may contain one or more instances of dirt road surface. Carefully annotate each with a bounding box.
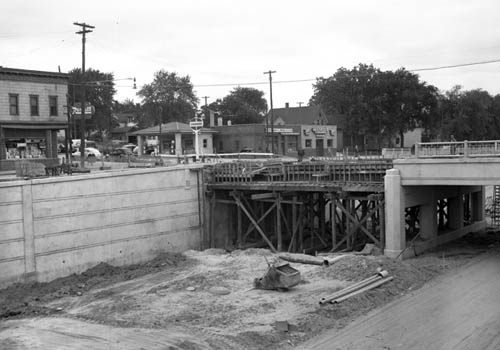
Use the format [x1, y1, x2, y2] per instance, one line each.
[299, 251, 500, 350]
[1, 232, 499, 349]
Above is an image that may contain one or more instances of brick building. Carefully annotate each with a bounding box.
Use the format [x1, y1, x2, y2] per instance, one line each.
[0, 67, 69, 171]
[212, 105, 340, 157]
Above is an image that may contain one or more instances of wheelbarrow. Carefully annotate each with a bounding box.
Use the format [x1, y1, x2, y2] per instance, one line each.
[254, 259, 301, 291]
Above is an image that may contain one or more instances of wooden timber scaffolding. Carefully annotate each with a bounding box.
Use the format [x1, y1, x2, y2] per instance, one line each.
[205, 159, 392, 253]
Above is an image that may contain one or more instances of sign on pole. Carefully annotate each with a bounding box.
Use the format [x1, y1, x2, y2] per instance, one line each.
[71, 103, 94, 120]
[190, 117, 203, 160]
[189, 118, 204, 130]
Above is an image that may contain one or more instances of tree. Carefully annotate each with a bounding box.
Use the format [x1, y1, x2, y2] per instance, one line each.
[218, 87, 268, 124]
[311, 64, 438, 148]
[376, 68, 438, 147]
[311, 64, 382, 147]
[439, 86, 494, 141]
[113, 99, 144, 128]
[137, 70, 198, 125]
[68, 68, 116, 140]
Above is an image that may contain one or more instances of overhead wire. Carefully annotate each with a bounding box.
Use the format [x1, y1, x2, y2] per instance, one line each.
[193, 58, 500, 88]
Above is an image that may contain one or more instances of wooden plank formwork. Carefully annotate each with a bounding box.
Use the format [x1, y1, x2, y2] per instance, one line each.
[206, 187, 385, 254]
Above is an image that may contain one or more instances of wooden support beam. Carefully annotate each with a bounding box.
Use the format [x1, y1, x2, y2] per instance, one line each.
[331, 194, 337, 248]
[231, 193, 277, 253]
[289, 196, 298, 252]
[237, 201, 242, 248]
[251, 192, 276, 200]
[379, 199, 386, 250]
[243, 202, 277, 241]
[277, 192, 282, 251]
[210, 192, 216, 248]
[331, 199, 383, 251]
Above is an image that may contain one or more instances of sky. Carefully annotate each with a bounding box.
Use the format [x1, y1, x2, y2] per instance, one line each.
[2, 0, 500, 110]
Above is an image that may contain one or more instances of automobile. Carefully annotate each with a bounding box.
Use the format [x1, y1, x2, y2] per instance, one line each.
[110, 146, 134, 157]
[72, 147, 102, 159]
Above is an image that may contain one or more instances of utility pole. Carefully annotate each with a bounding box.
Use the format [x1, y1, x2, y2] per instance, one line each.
[74, 21, 94, 168]
[263, 70, 276, 154]
[202, 96, 209, 120]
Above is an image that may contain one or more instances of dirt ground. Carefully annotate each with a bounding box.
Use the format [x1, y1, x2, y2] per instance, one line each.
[1, 230, 500, 349]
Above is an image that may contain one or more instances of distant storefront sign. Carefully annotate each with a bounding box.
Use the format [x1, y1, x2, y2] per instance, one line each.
[71, 103, 95, 119]
[267, 127, 294, 134]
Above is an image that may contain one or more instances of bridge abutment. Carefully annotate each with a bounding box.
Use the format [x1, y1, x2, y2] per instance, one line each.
[384, 169, 406, 258]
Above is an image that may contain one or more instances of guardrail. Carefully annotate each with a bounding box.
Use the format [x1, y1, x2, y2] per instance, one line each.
[416, 140, 500, 158]
[209, 159, 393, 184]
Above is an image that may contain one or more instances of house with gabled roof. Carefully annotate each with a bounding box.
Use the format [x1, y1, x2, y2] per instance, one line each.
[271, 103, 329, 126]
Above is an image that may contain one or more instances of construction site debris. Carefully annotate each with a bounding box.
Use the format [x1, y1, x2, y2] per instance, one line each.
[207, 286, 231, 295]
[278, 253, 329, 266]
[254, 260, 301, 290]
[275, 320, 289, 332]
[319, 269, 392, 305]
[353, 243, 382, 256]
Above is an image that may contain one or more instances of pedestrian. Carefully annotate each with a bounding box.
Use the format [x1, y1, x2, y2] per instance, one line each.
[450, 134, 457, 155]
[297, 148, 305, 162]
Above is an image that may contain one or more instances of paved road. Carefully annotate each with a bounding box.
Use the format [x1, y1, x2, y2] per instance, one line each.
[299, 252, 500, 350]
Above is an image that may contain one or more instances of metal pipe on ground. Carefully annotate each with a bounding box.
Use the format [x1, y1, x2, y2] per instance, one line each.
[319, 270, 389, 305]
[331, 276, 394, 304]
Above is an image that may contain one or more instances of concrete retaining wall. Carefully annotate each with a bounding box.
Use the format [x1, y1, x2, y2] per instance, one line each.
[0, 165, 204, 287]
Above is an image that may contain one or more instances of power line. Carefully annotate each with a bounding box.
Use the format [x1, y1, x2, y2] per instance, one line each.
[193, 58, 500, 88]
[409, 59, 500, 72]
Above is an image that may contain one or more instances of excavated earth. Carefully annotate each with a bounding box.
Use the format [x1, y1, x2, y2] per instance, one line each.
[0, 231, 499, 349]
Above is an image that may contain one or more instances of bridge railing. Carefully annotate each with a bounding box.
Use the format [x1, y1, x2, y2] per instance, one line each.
[209, 159, 393, 184]
[416, 140, 500, 158]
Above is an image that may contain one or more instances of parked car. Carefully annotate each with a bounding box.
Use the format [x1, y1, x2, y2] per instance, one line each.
[72, 147, 102, 159]
[110, 147, 133, 157]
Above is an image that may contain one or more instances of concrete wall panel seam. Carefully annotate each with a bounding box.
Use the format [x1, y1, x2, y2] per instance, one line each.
[31, 185, 186, 202]
[32, 198, 197, 220]
[34, 211, 200, 239]
[34, 225, 201, 257]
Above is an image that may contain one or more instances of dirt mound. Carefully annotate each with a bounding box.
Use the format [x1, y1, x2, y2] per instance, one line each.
[0, 252, 185, 320]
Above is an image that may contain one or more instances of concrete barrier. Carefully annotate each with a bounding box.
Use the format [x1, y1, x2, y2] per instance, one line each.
[0, 165, 204, 288]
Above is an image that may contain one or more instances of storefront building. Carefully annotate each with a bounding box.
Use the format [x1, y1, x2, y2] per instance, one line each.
[132, 121, 216, 156]
[212, 123, 338, 157]
[0, 67, 69, 171]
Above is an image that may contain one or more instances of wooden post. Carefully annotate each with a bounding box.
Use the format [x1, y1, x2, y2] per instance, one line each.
[291, 196, 298, 252]
[319, 193, 326, 242]
[331, 197, 337, 249]
[379, 199, 386, 251]
[237, 202, 242, 248]
[299, 203, 304, 252]
[210, 191, 216, 248]
[277, 192, 282, 251]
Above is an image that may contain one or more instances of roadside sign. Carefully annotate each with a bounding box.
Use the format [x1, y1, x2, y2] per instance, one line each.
[71, 103, 94, 119]
[189, 118, 203, 130]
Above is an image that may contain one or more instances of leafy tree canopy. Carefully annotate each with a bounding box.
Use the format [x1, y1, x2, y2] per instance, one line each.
[137, 70, 198, 125]
[439, 86, 498, 141]
[68, 68, 116, 139]
[310, 64, 438, 147]
[217, 87, 268, 124]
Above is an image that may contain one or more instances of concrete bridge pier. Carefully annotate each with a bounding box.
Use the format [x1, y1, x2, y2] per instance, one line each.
[384, 169, 486, 259]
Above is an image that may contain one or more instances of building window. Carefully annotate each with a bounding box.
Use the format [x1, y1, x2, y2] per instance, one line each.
[234, 140, 240, 151]
[203, 139, 208, 148]
[327, 139, 333, 147]
[49, 96, 58, 116]
[305, 139, 312, 148]
[30, 95, 39, 116]
[9, 94, 19, 115]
